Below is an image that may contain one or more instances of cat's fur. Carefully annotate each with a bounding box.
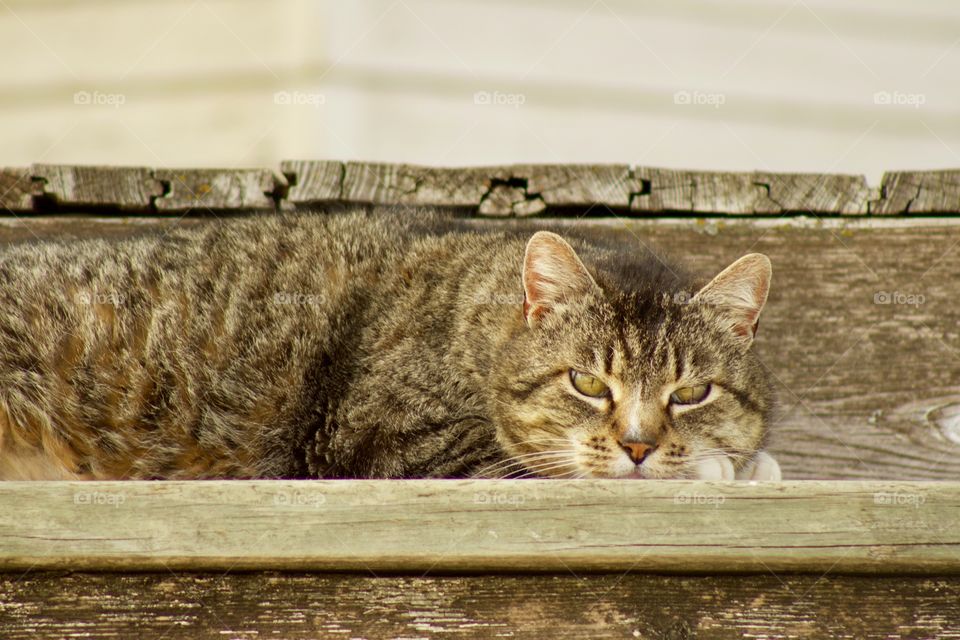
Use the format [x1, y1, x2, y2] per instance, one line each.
[0, 208, 778, 481]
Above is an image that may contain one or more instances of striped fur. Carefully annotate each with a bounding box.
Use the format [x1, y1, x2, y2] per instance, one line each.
[0, 208, 773, 480]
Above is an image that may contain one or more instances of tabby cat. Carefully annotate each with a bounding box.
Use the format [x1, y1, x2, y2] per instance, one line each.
[0, 208, 780, 481]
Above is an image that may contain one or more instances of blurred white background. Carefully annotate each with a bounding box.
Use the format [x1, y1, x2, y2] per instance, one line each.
[2, 0, 959, 183]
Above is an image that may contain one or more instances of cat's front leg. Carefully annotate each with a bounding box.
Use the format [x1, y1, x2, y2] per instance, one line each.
[734, 450, 782, 481]
[694, 451, 781, 481]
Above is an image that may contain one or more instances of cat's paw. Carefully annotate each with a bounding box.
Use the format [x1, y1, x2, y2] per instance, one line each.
[693, 455, 736, 480]
[735, 451, 782, 481]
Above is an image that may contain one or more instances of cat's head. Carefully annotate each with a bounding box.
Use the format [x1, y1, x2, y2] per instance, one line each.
[489, 231, 773, 479]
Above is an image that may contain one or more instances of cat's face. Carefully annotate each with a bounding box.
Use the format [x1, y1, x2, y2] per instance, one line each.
[489, 232, 773, 480]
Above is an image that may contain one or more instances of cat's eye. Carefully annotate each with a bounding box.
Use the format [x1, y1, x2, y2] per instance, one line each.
[570, 370, 609, 398]
[670, 384, 711, 405]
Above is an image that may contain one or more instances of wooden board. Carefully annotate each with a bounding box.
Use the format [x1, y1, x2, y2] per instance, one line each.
[873, 170, 960, 214]
[3, 572, 959, 640]
[31, 164, 163, 211]
[280, 159, 344, 204]
[0, 168, 34, 212]
[340, 162, 496, 207]
[153, 168, 281, 212]
[0, 479, 957, 573]
[629, 168, 873, 215]
[7, 163, 960, 216]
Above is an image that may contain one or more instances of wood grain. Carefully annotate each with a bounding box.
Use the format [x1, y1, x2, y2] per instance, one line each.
[340, 162, 495, 207]
[514, 163, 632, 210]
[872, 170, 960, 214]
[153, 168, 281, 212]
[0, 168, 33, 212]
[7, 163, 960, 215]
[2, 572, 959, 640]
[280, 159, 344, 204]
[0, 479, 957, 572]
[630, 168, 872, 215]
[282, 162, 877, 215]
[31, 164, 163, 210]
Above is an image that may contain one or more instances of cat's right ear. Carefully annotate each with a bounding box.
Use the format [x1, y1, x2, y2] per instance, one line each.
[693, 253, 771, 348]
[522, 231, 598, 327]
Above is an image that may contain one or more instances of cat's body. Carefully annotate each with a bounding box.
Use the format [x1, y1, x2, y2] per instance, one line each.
[0, 209, 780, 481]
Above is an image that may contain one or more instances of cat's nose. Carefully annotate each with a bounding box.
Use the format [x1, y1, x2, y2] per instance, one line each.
[619, 440, 656, 464]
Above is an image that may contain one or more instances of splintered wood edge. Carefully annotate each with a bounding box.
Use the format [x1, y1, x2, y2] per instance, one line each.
[1, 480, 958, 573]
[4, 162, 959, 216]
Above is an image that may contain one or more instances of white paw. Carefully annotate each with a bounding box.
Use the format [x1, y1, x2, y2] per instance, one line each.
[693, 455, 736, 480]
[735, 451, 782, 481]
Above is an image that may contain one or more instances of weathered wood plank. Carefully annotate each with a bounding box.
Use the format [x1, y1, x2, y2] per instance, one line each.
[9, 163, 960, 215]
[631, 168, 756, 214]
[340, 162, 495, 207]
[753, 171, 873, 214]
[31, 164, 163, 210]
[0, 215, 958, 482]
[873, 170, 960, 214]
[0, 168, 34, 212]
[0, 480, 957, 572]
[280, 159, 343, 204]
[153, 168, 281, 212]
[631, 168, 871, 215]
[338, 163, 628, 215]
[477, 182, 531, 216]
[3, 572, 959, 640]
[514, 163, 631, 211]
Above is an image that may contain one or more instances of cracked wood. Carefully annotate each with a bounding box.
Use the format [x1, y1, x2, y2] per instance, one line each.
[6, 162, 960, 215]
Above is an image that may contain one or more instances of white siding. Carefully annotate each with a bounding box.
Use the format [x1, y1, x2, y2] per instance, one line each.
[1, 0, 958, 183]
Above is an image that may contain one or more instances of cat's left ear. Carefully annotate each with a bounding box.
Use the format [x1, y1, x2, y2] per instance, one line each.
[522, 231, 598, 327]
[693, 253, 771, 347]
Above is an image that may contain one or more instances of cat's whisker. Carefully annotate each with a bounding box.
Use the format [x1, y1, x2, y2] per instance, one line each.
[499, 454, 576, 470]
[470, 453, 574, 477]
[686, 448, 752, 464]
[469, 450, 576, 478]
[504, 437, 573, 448]
[510, 458, 579, 479]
